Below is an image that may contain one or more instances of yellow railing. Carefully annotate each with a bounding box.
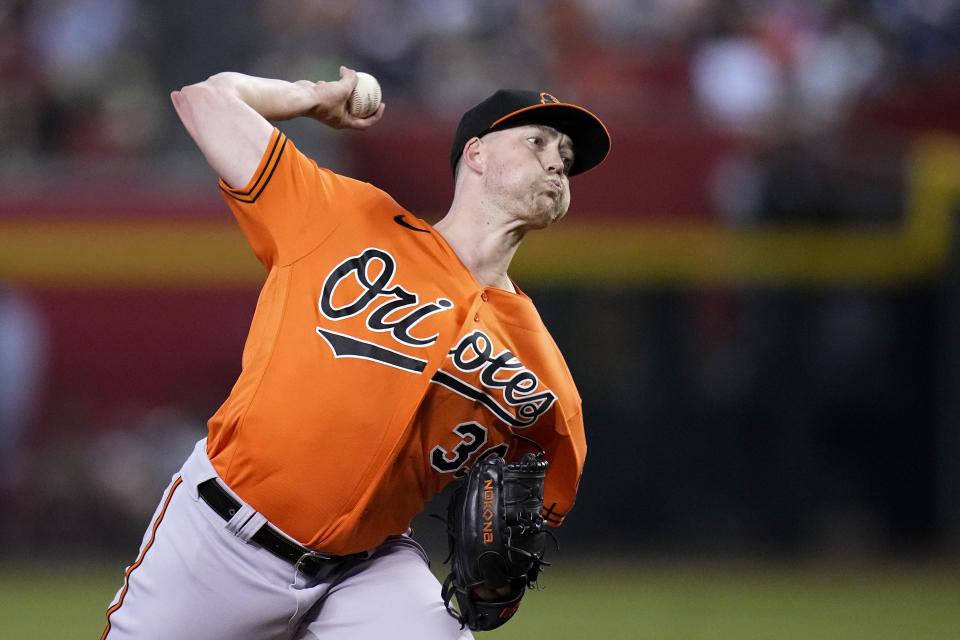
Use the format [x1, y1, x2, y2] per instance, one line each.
[513, 135, 960, 286]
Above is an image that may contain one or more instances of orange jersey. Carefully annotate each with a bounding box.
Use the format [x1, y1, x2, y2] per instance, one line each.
[207, 128, 586, 555]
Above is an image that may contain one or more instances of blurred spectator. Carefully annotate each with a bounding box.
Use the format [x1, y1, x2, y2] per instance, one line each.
[0, 287, 48, 482]
[25, 0, 140, 94]
[3, 0, 164, 157]
[691, 30, 786, 134]
[0, 2, 44, 158]
[872, 0, 960, 71]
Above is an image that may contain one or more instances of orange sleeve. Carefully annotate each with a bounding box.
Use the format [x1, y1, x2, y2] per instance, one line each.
[218, 128, 362, 270]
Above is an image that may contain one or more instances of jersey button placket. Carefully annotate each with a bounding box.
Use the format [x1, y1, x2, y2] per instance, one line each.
[475, 290, 488, 321]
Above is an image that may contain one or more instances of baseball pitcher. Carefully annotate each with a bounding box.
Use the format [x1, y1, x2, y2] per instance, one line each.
[101, 66, 610, 639]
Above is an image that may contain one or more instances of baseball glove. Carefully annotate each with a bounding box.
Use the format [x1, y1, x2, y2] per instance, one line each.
[439, 447, 551, 631]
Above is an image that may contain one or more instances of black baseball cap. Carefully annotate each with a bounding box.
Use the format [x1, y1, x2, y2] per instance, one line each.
[450, 89, 611, 177]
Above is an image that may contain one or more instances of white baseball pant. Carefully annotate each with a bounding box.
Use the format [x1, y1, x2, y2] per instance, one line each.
[102, 438, 472, 640]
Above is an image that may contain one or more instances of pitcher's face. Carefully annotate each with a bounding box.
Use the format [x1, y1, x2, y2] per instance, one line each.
[479, 124, 573, 228]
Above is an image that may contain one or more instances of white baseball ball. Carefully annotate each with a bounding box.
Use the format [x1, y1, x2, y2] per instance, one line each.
[349, 72, 382, 118]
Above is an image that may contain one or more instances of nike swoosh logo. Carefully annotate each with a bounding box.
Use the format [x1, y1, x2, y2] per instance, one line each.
[394, 214, 429, 233]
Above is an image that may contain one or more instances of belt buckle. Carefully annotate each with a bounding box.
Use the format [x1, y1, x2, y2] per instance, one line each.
[295, 551, 334, 577]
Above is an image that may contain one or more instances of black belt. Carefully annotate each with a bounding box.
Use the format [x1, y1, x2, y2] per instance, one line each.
[197, 478, 359, 578]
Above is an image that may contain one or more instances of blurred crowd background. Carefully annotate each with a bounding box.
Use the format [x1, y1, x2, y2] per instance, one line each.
[2, 0, 960, 566]
[3, 0, 958, 164]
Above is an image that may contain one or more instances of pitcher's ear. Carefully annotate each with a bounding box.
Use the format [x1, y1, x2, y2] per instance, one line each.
[462, 136, 484, 174]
